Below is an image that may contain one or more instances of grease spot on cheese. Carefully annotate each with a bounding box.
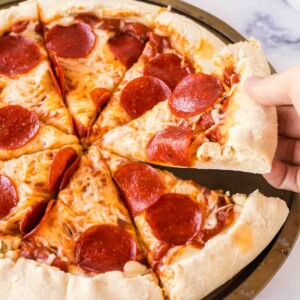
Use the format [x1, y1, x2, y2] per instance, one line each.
[197, 38, 214, 60]
[231, 223, 253, 253]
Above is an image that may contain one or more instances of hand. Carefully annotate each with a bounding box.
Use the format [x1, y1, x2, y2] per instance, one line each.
[245, 64, 300, 192]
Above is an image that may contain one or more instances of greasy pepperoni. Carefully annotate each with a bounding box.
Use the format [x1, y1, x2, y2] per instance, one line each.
[74, 225, 137, 273]
[0, 105, 39, 150]
[147, 126, 192, 166]
[45, 23, 96, 58]
[90, 87, 111, 112]
[113, 162, 164, 216]
[73, 117, 88, 139]
[0, 175, 18, 219]
[23, 200, 55, 239]
[108, 33, 145, 68]
[75, 13, 101, 27]
[144, 53, 195, 91]
[120, 76, 171, 119]
[11, 20, 29, 33]
[60, 156, 81, 190]
[0, 35, 41, 76]
[49, 53, 65, 97]
[169, 73, 224, 118]
[145, 193, 202, 245]
[48, 147, 78, 192]
[19, 201, 48, 235]
[123, 22, 149, 41]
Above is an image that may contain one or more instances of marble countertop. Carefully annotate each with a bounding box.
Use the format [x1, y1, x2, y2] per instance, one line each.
[182, 0, 300, 299]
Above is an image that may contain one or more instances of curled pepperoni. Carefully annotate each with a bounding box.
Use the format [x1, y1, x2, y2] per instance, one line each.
[60, 156, 81, 190]
[23, 200, 55, 239]
[11, 20, 29, 33]
[124, 22, 149, 41]
[113, 162, 164, 216]
[48, 147, 79, 192]
[45, 23, 96, 58]
[0, 105, 39, 150]
[0, 35, 41, 76]
[0, 175, 18, 219]
[169, 73, 224, 118]
[74, 225, 137, 273]
[90, 88, 111, 112]
[144, 53, 195, 91]
[49, 53, 65, 97]
[147, 126, 192, 166]
[108, 33, 145, 68]
[120, 76, 171, 119]
[145, 193, 202, 245]
[19, 201, 48, 235]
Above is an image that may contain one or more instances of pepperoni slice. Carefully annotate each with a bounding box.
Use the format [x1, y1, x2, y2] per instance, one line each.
[60, 156, 81, 190]
[145, 193, 202, 245]
[169, 73, 224, 118]
[147, 32, 171, 54]
[45, 23, 96, 58]
[11, 20, 29, 33]
[113, 162, 164, 216]
[72, 117, 88, 139]
[23, 200, 55, 239]
[48, 147, 79, 192]
[147, 126, 192, 166]
[0, 105, 39, 150]
[75, 13, 101, 27]
[120, 76, 171, 119]
[0, 35, 41, 77]
[90, 87, 111, 112]
[19, 201, 48, 235]
[49, 53, 65, 97]
[98, 19, 121, 33]
[123, 23, 149, 41]
[74, 225, 137, 273]
[0, 175, 18, 219]
[144, 53, 194, 91]
[108, 33, 145, 68]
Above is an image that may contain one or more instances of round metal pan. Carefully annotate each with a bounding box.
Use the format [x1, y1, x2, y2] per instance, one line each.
[0, 0, 299, 299]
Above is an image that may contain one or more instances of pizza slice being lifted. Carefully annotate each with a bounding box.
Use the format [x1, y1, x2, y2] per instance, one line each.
[100, 149, 289, 300]
[86, 10, 225, 144]
[0, 1, 73, 134]
[0, 146, 163, 299]
[0, 104, 79, 160]
[101, 39, 277, 173]
[37, 0, 163, 138]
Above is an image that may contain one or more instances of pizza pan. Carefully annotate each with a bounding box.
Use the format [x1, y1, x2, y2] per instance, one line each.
[0, 0, 299, 299]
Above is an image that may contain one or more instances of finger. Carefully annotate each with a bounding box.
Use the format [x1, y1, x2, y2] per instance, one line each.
[277, 106, 300, 138]
[274, 137, 300, 165]
[263, 160, 300, 193]
[244, 64, 300, 111]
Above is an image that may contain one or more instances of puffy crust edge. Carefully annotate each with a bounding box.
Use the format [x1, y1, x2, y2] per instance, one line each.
[154, 10, 225, 73]
[37, 0, 164, 26]
[195, 39, 276, 173]
[160, 191, 289, 300]
[0, 0, 38, 36]
[0, 258, 163, 300]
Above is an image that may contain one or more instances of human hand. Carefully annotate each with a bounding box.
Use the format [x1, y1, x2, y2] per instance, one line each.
[245, 64, 300, 192]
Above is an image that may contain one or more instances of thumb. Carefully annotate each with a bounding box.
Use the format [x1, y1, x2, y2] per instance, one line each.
[244, 73, 292, 107]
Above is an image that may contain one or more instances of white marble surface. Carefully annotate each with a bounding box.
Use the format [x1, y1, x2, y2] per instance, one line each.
[182, 0, 300, 299]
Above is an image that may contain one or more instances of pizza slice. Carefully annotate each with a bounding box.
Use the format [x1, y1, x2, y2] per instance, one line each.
[87, 10, 225, 144]
[0, 1, 73, 134]
[0, 144, 81, 235]
[0, 104, 79, 160]
[37, 0, 162, 138]
[0, 146, 163, 299]
[101, 39, 277, 173]
[100, 149, 289, 300]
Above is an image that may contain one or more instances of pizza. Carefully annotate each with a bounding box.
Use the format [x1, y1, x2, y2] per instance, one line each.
[0, 0, 289, 299]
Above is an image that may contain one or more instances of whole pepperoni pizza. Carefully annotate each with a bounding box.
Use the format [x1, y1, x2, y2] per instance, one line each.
[0, 0, 289, 300]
